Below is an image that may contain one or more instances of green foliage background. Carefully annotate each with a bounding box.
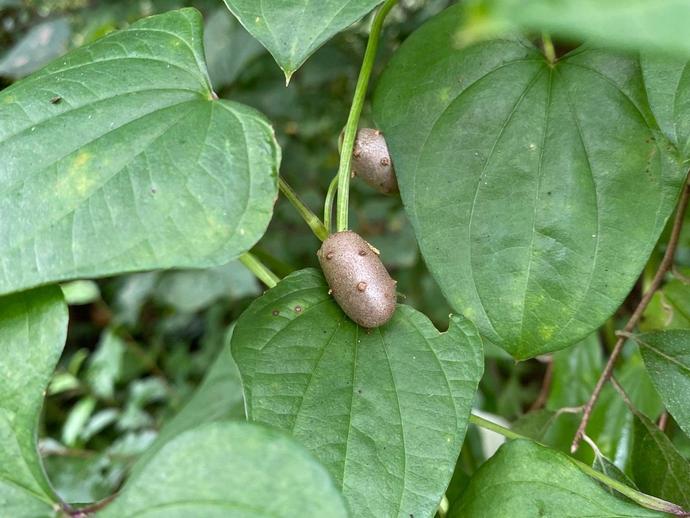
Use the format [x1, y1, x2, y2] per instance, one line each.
[2, 0, 690, 516]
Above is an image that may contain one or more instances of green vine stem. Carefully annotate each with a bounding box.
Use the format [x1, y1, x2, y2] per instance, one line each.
[542, 33, 556, 64]
[335, 0, 399, 232]
[324, 175, 339, 235]
[469, 413, 689, 516]
[239, 252, 280, 288]
[279, 176, 328, 241]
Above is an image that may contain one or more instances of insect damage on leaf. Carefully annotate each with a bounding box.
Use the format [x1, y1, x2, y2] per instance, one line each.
[317, 230, 397, 328]
[352, 128, 399, 195]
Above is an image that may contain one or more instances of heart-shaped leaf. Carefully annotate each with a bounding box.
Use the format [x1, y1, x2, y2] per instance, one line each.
[482, 0, 690, 58]
[636, 330, 690, 439]
[99, 421, 348, 518]
[374, 5, 686, 358]
[222, 0, 383, 79]
[451, 439, 663, 517]
[0, 8, 280, 297]
[232, 268, 484, 518]
[0, 287, 67, 516]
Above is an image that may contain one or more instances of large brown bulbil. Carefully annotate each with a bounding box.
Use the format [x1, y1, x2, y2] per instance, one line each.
[352, 128, 399, 195]
[317, 231, 397, 328]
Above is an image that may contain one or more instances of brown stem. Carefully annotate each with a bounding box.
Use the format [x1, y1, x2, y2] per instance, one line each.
[530, 356, 554, 412]
[658, 411, 669, 432]
[571, 174, 690, 453]
[62, 493, 118, 517]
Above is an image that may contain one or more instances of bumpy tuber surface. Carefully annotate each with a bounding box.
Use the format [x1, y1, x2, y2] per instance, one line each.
[352, 128, 398, 195]
[317, 231, 397, 328]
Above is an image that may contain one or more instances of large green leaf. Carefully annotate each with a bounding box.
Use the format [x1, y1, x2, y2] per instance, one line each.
[481, 0, 690, 58]
[636, 330, 690, 438]
[450, 439, 663, 517]
[0, 287, 67, 516]
[630, 411, 690, 509]
[222, 0, 383, 79]
[99, 421, 348, 518]
[232, 268, 484, 518]
[0, 8, 280, 296]
[374, 5, 685, 359]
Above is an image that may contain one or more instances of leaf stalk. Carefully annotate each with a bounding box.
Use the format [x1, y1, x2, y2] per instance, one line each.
[279, 177, 329, 241]
[324, 175, 339, 235]
[542, 33, 556, 64]
[335, 0, 399, 232]
[239, 252, 280, 288]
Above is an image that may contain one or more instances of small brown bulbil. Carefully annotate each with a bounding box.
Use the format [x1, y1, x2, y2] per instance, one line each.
[317, 231, 397, 328]
[352, 128, 399, 195]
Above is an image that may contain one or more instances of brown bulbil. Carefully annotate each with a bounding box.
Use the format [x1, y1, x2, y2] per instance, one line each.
[351, 128, 399, 195]
[317, 231, 397, 328]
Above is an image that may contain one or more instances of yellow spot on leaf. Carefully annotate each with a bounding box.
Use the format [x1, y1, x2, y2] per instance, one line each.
[538, 324, 555, 341]
[56, 150, 97, 197]
[203, 215, 229, 243]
